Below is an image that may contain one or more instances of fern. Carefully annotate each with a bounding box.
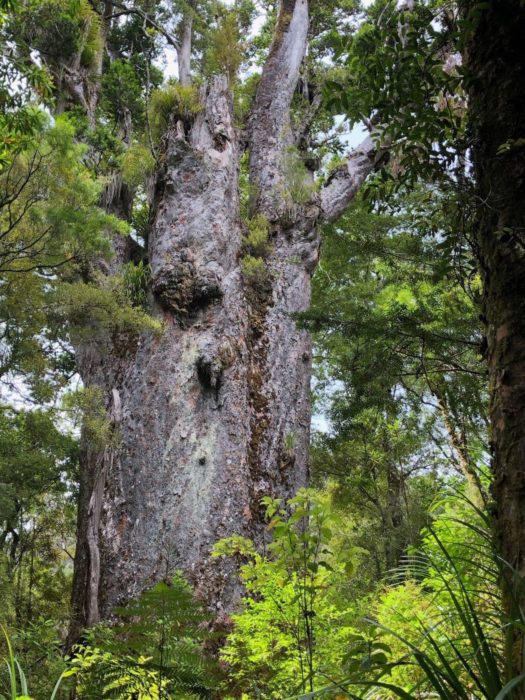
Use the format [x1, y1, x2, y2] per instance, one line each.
[289, 494, 525, 700]
[69, 575, 217, 699]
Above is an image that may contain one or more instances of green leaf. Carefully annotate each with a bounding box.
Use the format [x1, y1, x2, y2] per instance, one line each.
[495, 674, 525, 700]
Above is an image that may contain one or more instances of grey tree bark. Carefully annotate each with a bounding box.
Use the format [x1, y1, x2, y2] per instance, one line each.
[70, 0, 384, 636]
[176, 2, 194, 87]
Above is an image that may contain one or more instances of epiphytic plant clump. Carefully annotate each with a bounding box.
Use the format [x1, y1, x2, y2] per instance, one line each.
[148, 83, 202, 140]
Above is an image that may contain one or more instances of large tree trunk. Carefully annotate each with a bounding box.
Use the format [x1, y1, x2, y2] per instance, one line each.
[71, 75, 312, 632]
[462, 0, 525, 686]
[70, 0, 383, 637]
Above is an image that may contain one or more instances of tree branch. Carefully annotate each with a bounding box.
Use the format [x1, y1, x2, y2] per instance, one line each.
[320, 134, 387, 224]
[88, 0, 179, 49]
[176, 3, 194, 86]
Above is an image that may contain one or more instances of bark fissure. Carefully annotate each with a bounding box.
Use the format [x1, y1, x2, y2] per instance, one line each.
[85, 450, 109, 627]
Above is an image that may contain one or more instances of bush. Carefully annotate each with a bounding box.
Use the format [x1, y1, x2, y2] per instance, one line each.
[240, 255, 268, 286]
[120, 144, 155, 191]
[66, 575, 217, 699]
[213, 490, 362, 698]
[296, 493, 525, 700]
[148, 84, 202, 140]
[242, 214, 271, 258]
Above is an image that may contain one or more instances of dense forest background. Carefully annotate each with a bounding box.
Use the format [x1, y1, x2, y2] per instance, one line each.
[1, 0, 524, 698]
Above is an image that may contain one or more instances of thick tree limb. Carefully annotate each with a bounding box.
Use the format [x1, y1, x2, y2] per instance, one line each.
[319, 134, 386, 224]
[248, 0, 309, 214]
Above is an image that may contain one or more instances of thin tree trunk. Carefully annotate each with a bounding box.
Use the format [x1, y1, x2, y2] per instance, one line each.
[462, 0, 525, 687]
[433, 387, 487, 507]
[176, 11, 193, 87]
[385, 461, 405, 570]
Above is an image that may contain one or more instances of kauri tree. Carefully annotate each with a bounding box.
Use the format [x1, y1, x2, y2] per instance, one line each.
[7, 0, 386, 636]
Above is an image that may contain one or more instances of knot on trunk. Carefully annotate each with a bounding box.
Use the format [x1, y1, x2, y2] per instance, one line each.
[195, 339, 237, 402]
[152, 258, 223, 315]
[196, 352, 222, 394]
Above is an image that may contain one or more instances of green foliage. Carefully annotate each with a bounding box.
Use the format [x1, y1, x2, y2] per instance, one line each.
[325, 0, 467, 191]
[372, 497, 501, 695]
[0, 108, 159, 392]
[101, 59, 145, 128]
[7, 621, 70, 700]
[64, 108, 126, 174]
[62, 387, 114, 451]
[240, 213, 271, 287]
[282, 147, 317, 208]
[0, 0, 53, 166]
[0, 406, 76, 635]
[106, 4, 165, 81]
[205, 9, 247, 83]
[56, 273, 162, 345]
[294, 494, 524, 700]
[0, 625, 66, 700]
[240, 254, 268, 285]
[0, 115, 118, 271]
[66, 644, 165, 700]
[149, 83, 202, 140]
[238, 150, 257, 219]
[242, 213, 271, 257]
[233, 72, 260, 126]
[120, 143, 156, 191]
[121, 260, 151, 309]
[305, 189, 487, 555]
[131, 195, 151, 243]
[0, 110, 159, 407]
[283, 430, 296, 455]
[307, 0, 360, 62]
[0, 408, 74, 523]
[10, 0, 102, 70]
[214, 490, 361, 698]
[67, 575, 217, 698]
[0, 114, 129, 399]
